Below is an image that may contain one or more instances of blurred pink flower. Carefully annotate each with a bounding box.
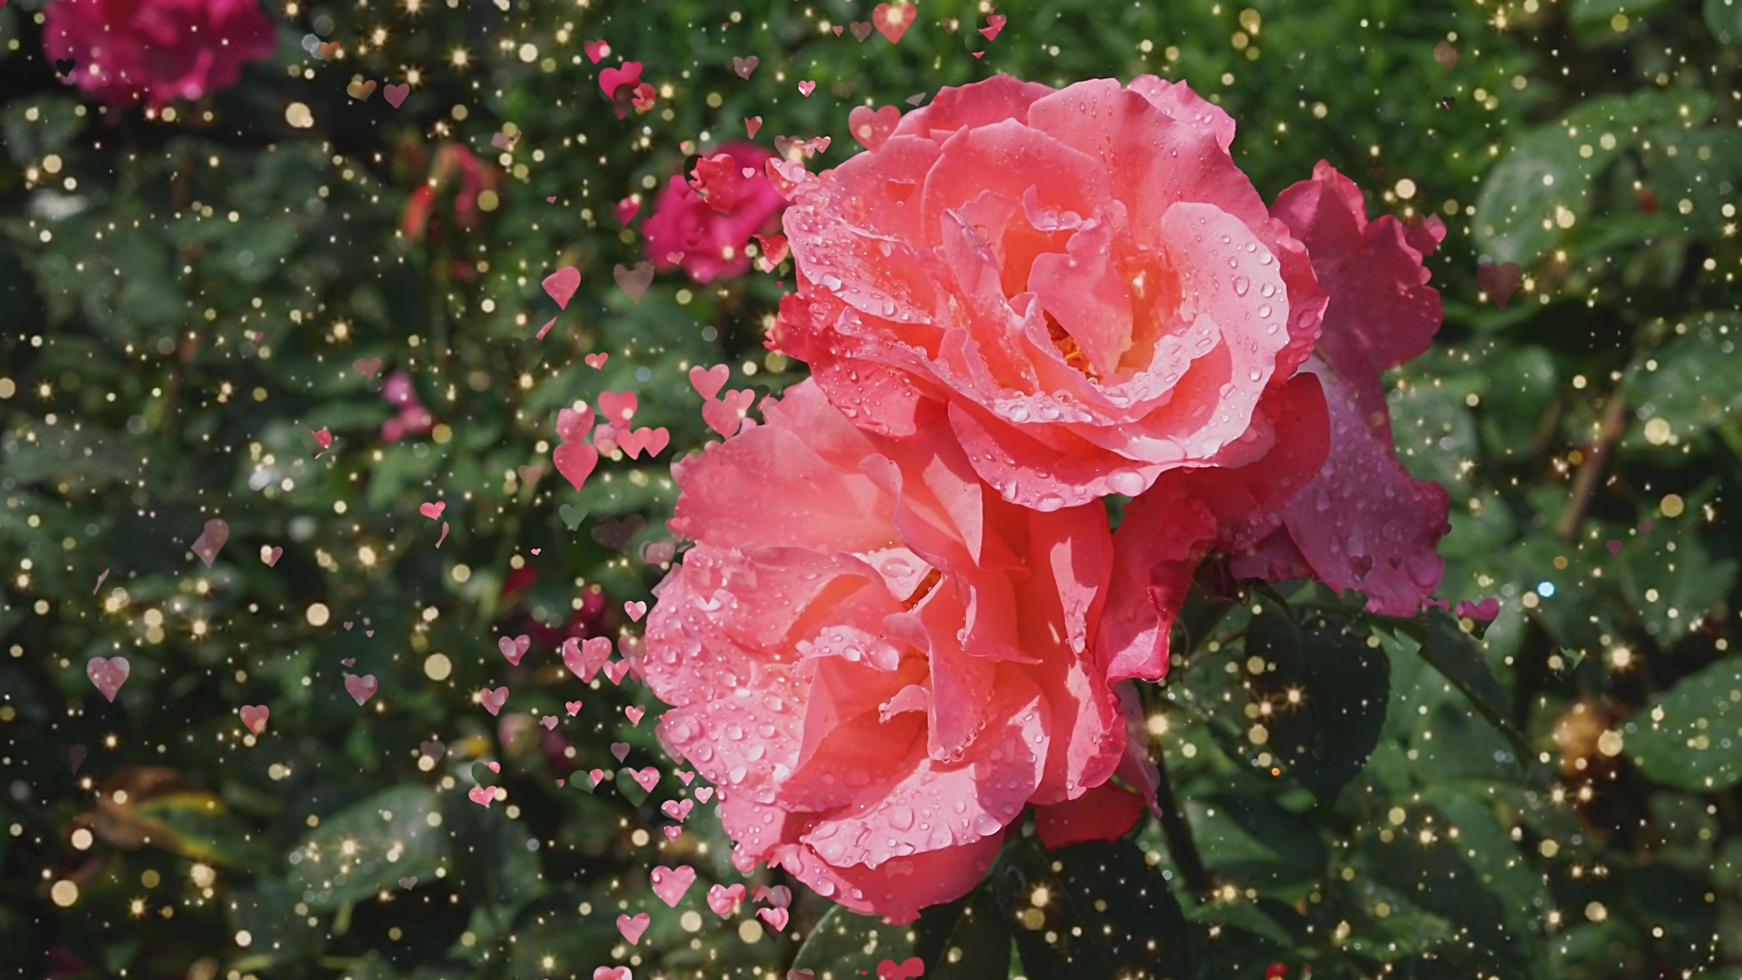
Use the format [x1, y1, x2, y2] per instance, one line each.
[44, 0, 275, 108]
[380, 372, 432, 444]
[642, 143, 786, 283]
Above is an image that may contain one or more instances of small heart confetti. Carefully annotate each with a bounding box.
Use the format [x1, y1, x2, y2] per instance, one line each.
[544, 266, 582, 309]
[239, 704, 270, 735]
[344, 673, 379, 705]
[87, 656, 130, 702]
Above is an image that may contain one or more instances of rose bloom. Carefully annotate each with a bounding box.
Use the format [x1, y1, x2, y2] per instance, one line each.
[642, 143, 787, 284]
[43, 0, 275, 108]
[774, 76, 1450, 683]
[638, 381, 1155, 922]
[773, 75, 1328, 512]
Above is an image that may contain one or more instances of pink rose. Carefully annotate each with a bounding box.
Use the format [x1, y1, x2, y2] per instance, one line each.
[772, 75, 1327, 511]
[1101, 163, 1451, 682]
[44, 0, 275, 108]
[642, 143, 787, 284]
[638, 381, 1149, 921]
[379, 371, 432, 444]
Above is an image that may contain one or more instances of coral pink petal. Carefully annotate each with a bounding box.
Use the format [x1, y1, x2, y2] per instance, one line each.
[797, 671, 1047, 871]
[1025, 79, 1270, 241]
[892, 74, 1055, 142]
[1127, 75, 1237, 151]
[771, 830, 1005, 924]
[669, 383, 895, 553]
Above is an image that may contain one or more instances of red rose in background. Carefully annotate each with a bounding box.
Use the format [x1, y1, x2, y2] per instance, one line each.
[44, 0, 275, 108]
[642, 143, 787, 283]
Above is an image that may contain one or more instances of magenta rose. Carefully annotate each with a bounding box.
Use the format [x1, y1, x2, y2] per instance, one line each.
[637, 381, 1155, 922]
[642, 142, 787, 283]
[44, 0, 276, 108]
[772, 75, 1329, 511]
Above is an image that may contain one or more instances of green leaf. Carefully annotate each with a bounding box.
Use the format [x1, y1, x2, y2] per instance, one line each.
[1474, 90, 1710, 264]
[791, 905, 917, 974]
[1708, 0, 1742, 42]
[1617, 527, 1736, 645]
[1245, 606, 1390, 804]
[1624, 657, 1742, 791]
[127, 790, 265, 868]
[1188, 794, 1327, 901]
[1624, 312, 1742, 453]
[998, 838, 1191, 979]
[1390, 612, 1530, 765]
[792, 885, 1011, 979]
[287, 785, 450, 910]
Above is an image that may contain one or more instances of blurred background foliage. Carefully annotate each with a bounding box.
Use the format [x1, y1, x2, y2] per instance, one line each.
[1, 0, 1740, 977]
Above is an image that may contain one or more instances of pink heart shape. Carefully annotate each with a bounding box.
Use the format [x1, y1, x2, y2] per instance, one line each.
[612, 262, 654, 303]
[419, 501, 445, 520]
[617, 426, 669, 460]
[603, 659, 632, 685]
[706, 883, 745, 917]
[344, 673, 378, 705]
[1477, 260, 1523, 309]
[703, 389, 755, 438]
[616, 912, 650, 945]
[688, 364, 730, 401]
[479, 685, 510, 716]
[649, 864, 696, 907]
[625, 706, 645, 726]
[556, 405, 596, 443]
[383, 83, 409, 108]
[757, 906, 789, 932]
[597, 390, 638, 426]
[623, 600, 647, 622]
[565, 699, 584, 716]
[592, 968, 631, 980]
[562, 635, 614, 683]
[610, 741, 631, 762]
[543, 266, 582, 309]
[797, 80, 816, 97]
[497, 634, 531, 666]
[585, 352, 610, 369]
[873, 2, 917, 43]
[695, 787, 714, 804]
[628, 766, 659, 792]
[467, 785, 496, 808]
[583, 39, 610, 63]
[660, 798, 693, 822]
[261, 545, 283, 567]
[877, 957, 925, 980]
[86, 656, 130, 702]
[553, 443, 599, 493]
[848, 105, 900, 151]
[239, 704, 270, 735]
